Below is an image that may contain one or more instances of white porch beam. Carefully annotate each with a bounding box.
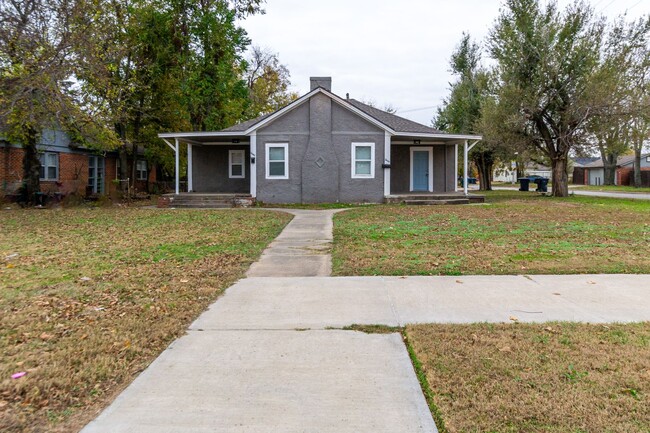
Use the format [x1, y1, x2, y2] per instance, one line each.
[463, 140, 468, 196]
[162, 138, 176, 152]
[454, 143, 458, 192]
[384, 131, 391, 197]
[187, 143, 193, 193]
[249, 132, 257, 198]
[174, 138, 180, 195]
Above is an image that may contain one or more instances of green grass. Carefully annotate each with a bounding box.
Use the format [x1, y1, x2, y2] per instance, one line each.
[0, 207, 291, 432]
[332, 191, 650, 275]
[406, 322, 650, 433]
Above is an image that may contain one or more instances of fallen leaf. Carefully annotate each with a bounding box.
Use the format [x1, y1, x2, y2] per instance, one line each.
[456, 279, 463, 284]
[509, 316, 519, 322]
[11, 372, 27, 379]
[499, 346, 512, 352]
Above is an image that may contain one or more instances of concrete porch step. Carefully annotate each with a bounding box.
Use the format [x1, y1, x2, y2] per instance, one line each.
[160, 193, 254, 209]
[403, 198, 470, 205]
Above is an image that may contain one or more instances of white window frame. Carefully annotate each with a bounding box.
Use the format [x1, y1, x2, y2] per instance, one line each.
[39, 152, 59, 181]
[265, 143, 289, 180]
[229, 149, 246, 179]
[88, 155, 105, 194]
[351, 142, 375, 179]
[136, 160, 147, 181]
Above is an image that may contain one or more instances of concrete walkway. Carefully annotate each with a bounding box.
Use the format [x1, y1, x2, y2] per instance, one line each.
[82, 209, 650, 433]
[246, 209, 341, 277]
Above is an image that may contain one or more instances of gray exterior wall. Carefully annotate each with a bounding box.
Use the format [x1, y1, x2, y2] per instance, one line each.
[192, 145, 250, 193]
[256, 95, 385, 203]
[390, 144, 456, 194]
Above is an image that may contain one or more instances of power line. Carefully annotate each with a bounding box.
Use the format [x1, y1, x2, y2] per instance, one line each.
[396, 105, 440, 114]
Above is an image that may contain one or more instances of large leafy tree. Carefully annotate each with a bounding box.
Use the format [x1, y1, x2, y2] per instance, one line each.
[626, 17, 650, 187]
[0, 0, 115, 202]
[434, 34, 498, 190]
[586, 16, 650, 185]
[487, 0, 604, 196]
[76, 0, 264, 189]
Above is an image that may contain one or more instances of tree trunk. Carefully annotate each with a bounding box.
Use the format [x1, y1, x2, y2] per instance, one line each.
[600, 151, 618, 186]
[115, 123, 129, 194]
[21, 128, 41, 205]
[550, 155, 569, 197]
[475, 157, 493, 191]
[634, 147, 642, 188]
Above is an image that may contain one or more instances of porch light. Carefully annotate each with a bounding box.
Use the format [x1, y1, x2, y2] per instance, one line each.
[414, 140, 420, 144]
[250, 153, 256, 164]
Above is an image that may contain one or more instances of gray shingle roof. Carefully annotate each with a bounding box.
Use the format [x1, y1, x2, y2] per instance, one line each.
[584, 154, 649, 168]
[347, 99, 443, 134]
[219, 91, 447, 135]
[221, 112, 274, 132]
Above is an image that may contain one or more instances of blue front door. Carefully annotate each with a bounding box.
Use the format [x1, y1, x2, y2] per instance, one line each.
[412, 150, 429, 191]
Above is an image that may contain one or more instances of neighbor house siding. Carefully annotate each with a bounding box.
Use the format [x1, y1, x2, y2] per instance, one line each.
[1, 146, 24, 193]
[192, 145, 250, 193]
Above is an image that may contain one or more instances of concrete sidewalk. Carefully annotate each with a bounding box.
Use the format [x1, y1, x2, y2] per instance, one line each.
[81, 208, 650, 433]
[192, 274, 650, 330]
[494, 185, 650, 200]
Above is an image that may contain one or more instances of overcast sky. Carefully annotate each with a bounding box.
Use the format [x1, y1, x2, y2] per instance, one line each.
[241, 0, 649, 126]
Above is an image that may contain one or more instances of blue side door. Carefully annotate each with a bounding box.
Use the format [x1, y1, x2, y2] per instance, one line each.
[412, 150, 429, 191]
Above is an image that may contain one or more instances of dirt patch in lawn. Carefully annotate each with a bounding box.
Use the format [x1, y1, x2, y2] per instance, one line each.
[332, 192, 650, 275]
[406, 322, 650, 433]
[0, 208, 291, 432]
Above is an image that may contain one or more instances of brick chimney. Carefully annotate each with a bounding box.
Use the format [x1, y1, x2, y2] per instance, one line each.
[310, 77, 332, 91]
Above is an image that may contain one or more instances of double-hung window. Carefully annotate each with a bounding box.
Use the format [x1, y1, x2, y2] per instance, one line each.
[39, 152, 59, 181]
[136, 160, 147, 180]
[265, 143, 288, 179]
[351, 143, 375, 179]
[229, 150, 245, 178]
[88, 156, 105, 194]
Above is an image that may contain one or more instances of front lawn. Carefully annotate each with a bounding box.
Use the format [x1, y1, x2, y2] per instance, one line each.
[406, 322, 650, 433]
[0, 207, 291, 432]
[332, 191, 650, 275]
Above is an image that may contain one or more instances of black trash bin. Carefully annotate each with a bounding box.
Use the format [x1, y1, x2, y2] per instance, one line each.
[518, 177, 530, 191]
[536, 177, 549, 192]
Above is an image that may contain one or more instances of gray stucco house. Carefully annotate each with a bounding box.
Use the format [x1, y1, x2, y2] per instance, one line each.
[159, 77, 481, 205]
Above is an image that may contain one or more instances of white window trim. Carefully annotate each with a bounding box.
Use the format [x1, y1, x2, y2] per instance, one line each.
[39, 152, 59, 181]
[265, 143, 289, 180]
[409, 146, 434, 192]
[351, 142, 375, 179]
[229, 149, 246, 179]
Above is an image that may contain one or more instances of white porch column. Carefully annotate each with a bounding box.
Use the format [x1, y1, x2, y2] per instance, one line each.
[249, 132, 257, 198]
[383, 131, 391, 197]
[175, 138, 180, 195]
[187, 143, 193, 192]
[454, 143, 459, 192]
[463, 140, 468, 196]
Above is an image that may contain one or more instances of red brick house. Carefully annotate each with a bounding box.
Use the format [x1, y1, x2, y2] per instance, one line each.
[1, 129, 155, 200]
